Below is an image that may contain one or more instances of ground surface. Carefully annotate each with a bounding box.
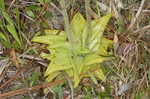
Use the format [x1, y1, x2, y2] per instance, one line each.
[0, 0, 150, 99]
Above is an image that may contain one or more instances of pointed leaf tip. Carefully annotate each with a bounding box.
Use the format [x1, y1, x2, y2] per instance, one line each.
[71, 12, 86, 39]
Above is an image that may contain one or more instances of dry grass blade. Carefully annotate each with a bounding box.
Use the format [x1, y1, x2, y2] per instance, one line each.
[128, 0, 146, 30]
[134, 25, 150, 34]
[0, 59, 9, 76]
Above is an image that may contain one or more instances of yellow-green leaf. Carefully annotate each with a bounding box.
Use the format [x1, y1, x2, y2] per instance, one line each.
[98, 37, 113, 55]
[89, 72, 98, 84]
[71, 13, 86, 38]
[94, 68, 106, 81]
[73, 73, 81, 88]
[40, 52, 51, 60]
[44, 29, 61, 35]
[46, 72, 60, 82]
[32, 34, 66, 44]
[88, 13, 112, 51]
[71, 13, 86, 48]
[85, 54, 109, 65]
[45, 63, 72, 77]
[32, 12, 113, 88]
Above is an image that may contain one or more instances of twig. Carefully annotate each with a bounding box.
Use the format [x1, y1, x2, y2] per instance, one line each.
[136, 25, 150, 39]
[20, 12, 35, 21]
[0, 58, 9, 76]
[20, 31, 32, 45]
[139, 9, 150, 14]
[137, 67, 147, 91]
[0, 79, 65, 98]
[0, 67, 100, 98]
[128, 0, 145, 30]
[10, 49, 20, 69]
[133, 25, 150, 33]
[8, 0, 16, 11]
[0, 68, 26, 89]
[111, 1, 120, 19]
[19, 54, 48, 67]
[20, 1, 40, 5]
[50, 2, 63, 15]
[124, 8, 150, 13]
[19, 54, 44, 61]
